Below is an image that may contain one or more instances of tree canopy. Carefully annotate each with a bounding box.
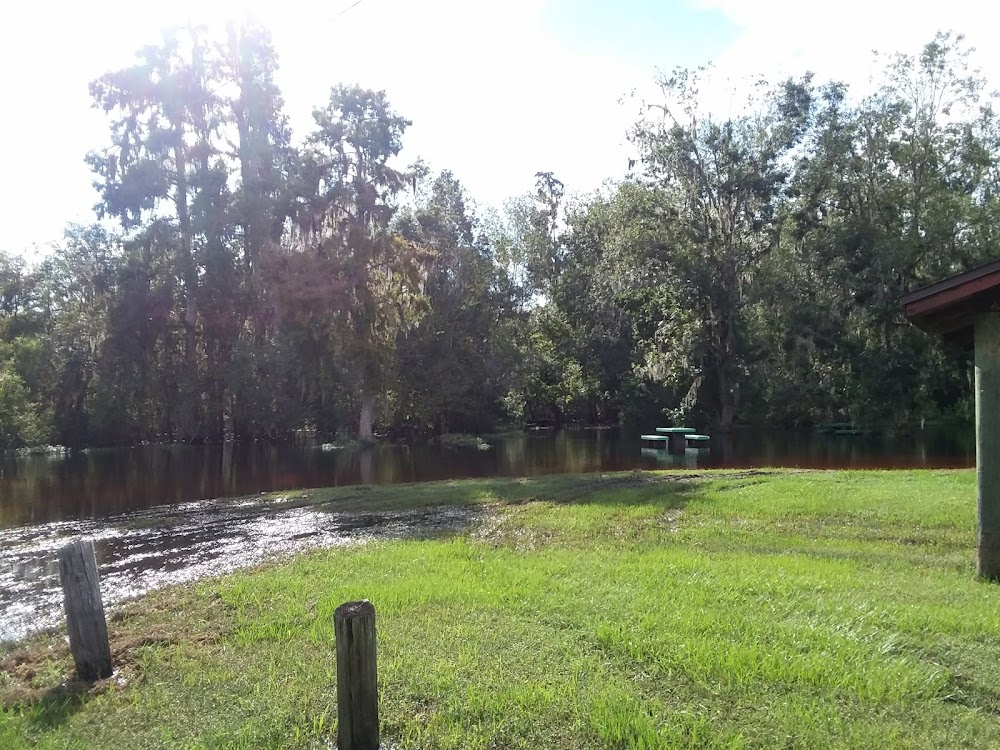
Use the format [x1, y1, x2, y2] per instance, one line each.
[0, 29, 992, 449]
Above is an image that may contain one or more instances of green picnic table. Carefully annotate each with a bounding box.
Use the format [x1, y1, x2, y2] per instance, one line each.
[653, 426, 694, 455]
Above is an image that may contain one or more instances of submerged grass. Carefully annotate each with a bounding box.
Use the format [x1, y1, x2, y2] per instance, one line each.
[434, 433, 493, 449]
[2, 469, 998, 748]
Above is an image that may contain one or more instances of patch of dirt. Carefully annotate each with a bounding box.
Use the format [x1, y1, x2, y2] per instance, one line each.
[483, 471, 780, 510]
[561, 469, 781, 496]
[1, 590, 231, 709]
[471, 510, 557, 550]
[944, 673, 1000, 716]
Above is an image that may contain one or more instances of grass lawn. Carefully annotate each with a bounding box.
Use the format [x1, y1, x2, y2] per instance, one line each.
[3, 469, 999, 748]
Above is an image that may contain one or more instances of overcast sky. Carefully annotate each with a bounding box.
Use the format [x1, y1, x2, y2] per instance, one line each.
[2, 0, 998, 256]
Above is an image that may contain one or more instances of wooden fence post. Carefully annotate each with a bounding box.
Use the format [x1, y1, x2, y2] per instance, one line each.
[58, 539, 113, 681]
[334, 600, 379, 750]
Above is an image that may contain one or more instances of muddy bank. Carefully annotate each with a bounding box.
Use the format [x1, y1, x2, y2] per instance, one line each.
[0, 493, 480, 643]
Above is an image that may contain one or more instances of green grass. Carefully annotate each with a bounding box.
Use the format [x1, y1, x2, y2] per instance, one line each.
[3, 470, 999, 748]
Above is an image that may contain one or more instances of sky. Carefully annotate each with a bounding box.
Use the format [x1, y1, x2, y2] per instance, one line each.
[2, 0, 999, 256]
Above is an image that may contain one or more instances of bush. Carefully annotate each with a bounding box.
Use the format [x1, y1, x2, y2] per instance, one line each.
[0, 362, 48, 451]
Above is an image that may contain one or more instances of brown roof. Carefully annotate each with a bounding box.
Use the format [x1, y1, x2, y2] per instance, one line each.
[902, 259, 1000, 343]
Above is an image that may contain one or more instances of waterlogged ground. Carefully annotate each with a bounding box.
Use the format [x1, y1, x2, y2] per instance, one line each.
[3, 471, 996, 749]
[0, 492, 480, 643]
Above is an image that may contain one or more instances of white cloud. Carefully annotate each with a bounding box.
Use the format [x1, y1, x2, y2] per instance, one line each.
[0, 0, 647, 255]
[698, 0, 1000, 95]
[268, 0, 646, 210]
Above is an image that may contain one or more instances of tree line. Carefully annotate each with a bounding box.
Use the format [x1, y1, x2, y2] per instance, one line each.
[0, 29, 992, 449]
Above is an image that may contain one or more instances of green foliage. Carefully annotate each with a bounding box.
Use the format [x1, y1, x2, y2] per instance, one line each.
[393, 171, 517, 434]
[746, 32, 994, 428]
[0, 31, 995, 446]
[503, 305, 600, 425]
[0, 355, 48, 451]
[513, 33, 995, 430]
[274, 84, 430, 438]
[625, 70, 814, 427]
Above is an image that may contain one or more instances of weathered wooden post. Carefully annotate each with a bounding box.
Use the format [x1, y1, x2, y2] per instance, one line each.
[58, 539, 113, 680]
[334, 600, 379, 750]
[976, 313, 1000, 579]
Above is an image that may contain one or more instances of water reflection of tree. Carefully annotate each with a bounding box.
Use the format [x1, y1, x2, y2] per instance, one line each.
[360, 450, 373, 485]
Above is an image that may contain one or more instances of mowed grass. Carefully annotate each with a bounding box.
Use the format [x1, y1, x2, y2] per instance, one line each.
[3, 470, 1000, 748]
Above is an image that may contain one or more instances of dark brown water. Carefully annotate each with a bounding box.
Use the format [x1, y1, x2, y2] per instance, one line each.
[0, 428, 975, 530]
[0, 428, 974, 642]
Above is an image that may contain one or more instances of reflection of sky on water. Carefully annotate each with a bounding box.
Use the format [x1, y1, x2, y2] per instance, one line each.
[0, 497, 479, 643]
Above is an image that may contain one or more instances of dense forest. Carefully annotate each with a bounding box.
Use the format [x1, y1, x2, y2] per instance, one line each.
[0, 28, 994, 450]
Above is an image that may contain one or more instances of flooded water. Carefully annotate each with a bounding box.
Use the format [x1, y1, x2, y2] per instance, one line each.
[0, 428, 974, 530]
[0, 495, 480, 642]
[0, 427, 974, 642]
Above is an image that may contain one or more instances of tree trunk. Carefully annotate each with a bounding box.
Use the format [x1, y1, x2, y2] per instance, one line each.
[718, 398, 736, 432]
[206, 338, 225, 443]
[714, 279, 738, 432]
[174, 134, 199, 441]
[231, 32, 273, 449]
[360, 449, 373, 484]
[359, 388, 375, 440]
[715, 360, 737, 432]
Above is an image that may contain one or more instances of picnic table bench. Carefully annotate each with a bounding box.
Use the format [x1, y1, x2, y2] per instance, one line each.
[642, 427, 711, 456]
